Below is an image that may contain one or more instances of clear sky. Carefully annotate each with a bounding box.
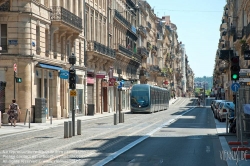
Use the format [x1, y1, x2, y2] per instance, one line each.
[146, 0, 226, 77]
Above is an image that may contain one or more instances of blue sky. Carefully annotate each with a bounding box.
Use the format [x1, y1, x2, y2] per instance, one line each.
[146, 0, 226, 77]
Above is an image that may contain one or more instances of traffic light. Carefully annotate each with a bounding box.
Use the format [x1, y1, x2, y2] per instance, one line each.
[69, 68, 76, 89]
[15, 77, 22, 83]
[233, 94, 236, 104]
[230, 56, 240, 81]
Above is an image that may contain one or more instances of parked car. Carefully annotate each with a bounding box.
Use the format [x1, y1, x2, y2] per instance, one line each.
[211, 100, 216, 111]
[217, 101, 235, 122]
[213, 100, 226, 118]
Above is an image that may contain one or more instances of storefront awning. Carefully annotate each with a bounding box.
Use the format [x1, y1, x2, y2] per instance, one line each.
[87, 77, 94, 84]
[37, 63, 63, 71]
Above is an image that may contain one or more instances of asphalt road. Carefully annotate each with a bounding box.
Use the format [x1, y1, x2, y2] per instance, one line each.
[0, 98, 227, 166]
[106, 98, 227, 166]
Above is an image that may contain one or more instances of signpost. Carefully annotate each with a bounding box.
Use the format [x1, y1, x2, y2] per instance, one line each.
[13, 63, 17, 99]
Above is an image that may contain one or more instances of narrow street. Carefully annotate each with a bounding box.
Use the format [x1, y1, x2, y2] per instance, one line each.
[0, 98, 227, 166]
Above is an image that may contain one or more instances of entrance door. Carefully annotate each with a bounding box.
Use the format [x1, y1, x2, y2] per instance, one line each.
[103, 87, 108, 112]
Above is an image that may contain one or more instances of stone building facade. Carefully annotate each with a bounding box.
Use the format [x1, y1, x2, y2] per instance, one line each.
[0, 0, 195, 121]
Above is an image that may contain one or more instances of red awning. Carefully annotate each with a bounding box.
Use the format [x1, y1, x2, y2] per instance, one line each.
[87, 77, 94, 84]
[96, 74, 105, 78]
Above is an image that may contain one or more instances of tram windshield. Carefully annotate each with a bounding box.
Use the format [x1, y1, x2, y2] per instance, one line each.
[131, 89, 149, 107]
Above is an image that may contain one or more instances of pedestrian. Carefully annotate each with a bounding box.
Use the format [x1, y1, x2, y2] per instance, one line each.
[7, 99, 21, 127]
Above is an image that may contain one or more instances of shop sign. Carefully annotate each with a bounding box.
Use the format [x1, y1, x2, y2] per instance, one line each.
[109, 78, 116, 86]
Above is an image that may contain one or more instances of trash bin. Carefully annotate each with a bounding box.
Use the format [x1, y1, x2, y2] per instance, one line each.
[87, 104, 95, 116]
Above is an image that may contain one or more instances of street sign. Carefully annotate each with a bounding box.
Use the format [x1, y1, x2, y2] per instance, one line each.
[240, 69, 250, 73]
[123, 81, 131, 88]
[70, 90, 77, 96]
[240, 82, 250, 86]
[231, 82, 240, 92]
[13, 63, 17, 72]
[239, 78, 250, 82]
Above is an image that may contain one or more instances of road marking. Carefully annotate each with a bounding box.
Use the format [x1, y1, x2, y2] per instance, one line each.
[93, 107, 195, 166]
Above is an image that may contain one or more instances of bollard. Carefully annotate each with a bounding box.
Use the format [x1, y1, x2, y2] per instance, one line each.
[226, 113, 228, 134]
[29, 110, 31, 128]
[114, 113, 117, 125]
[123, 112, 125, 123]
[64, 121, 69, 138]
[50, 108, 52, 124]
[24, 109, 28, 125]
[119, 112, 122, 123]
[121, 113, 123, 123]
[77, 119, 81, 135]
[69, 121, 72, 137]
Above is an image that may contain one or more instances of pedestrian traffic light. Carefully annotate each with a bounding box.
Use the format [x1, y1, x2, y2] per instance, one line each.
[69, 68, 76, 89]
[233, 94, 236, 104]
[230, 56, 240, 81]
[15, 77, 22, 83]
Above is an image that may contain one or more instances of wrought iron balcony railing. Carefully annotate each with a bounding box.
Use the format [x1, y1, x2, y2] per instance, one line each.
[118, 45, 133, 58]
[51, 6, 82, 30]
[132, 53, 142, 63]
[150, 65, 161, 72]
[138, 25, 147, 37]
[0, 0, 9, 11]
[137, 46, 149, 57]
[88, 41, 116, 58]
[114, 10, 131, 29]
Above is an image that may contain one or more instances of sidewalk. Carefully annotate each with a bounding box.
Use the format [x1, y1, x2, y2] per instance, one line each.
[0, 97, 179, 137]
[214, 116, 250, 166]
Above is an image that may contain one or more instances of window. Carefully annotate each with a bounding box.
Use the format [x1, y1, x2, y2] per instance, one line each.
[45, 29, 48, 52]
[0, 24, 7, 52]
[36, 25, 40, 54]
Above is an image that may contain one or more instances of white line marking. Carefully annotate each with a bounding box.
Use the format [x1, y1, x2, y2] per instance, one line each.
[93, 107, 195, 166]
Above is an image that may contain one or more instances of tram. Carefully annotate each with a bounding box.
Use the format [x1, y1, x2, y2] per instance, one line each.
[130, 84, 170, 113]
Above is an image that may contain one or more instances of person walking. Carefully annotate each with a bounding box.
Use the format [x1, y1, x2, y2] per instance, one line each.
[7, 99, 21, 127]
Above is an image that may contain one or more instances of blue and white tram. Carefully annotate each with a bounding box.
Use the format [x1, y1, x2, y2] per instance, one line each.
[130, 84, 170, 113]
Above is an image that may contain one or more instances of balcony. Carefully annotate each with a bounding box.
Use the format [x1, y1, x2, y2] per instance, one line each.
[126, 0, 136, 9]
[149, 65, 161, 72]
[146, 22, 151, 31]
[114, 10, 131, 29]
[131, 54, 142, 63]
[137, 46, 149, 57]
[51, 6, 82, 31]
[0, 0, 9, 11]
[117, 45, 133, 58]
[219, 50, 233, 60]
[87, 41, 116, 59]
[138, 25, 147, 38]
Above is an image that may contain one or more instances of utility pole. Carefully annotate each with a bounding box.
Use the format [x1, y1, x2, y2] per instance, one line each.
[117, 69, 122, 123]
[69, 54, 76, 136]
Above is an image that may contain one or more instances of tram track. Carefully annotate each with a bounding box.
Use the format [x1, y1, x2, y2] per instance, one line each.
[0, 98, 196, 166]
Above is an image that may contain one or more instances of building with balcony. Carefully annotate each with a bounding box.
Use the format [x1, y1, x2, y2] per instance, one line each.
[0, 0, 85, 122]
